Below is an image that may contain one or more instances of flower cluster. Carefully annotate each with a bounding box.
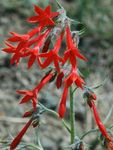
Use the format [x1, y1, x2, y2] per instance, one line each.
[3, 4, 87, 118]
[3, 4, 113, 150]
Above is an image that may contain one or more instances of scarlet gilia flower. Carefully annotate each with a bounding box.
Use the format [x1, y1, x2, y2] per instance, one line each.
[84, 90, 113, 149]
[10, 119, 32, 150]
[17, 72, 53, 111]
[27, 5, 59, 27]
[63, 26, 87, 68]
[10, 108, 40, 150]
[58, 68, 85, 118]
[91, 101, 112, 142]
[91, 101, 113, 149]
[2, 42, 29, 65]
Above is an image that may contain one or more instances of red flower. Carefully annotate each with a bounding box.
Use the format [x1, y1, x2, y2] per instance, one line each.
[2, 42, 30, 65]
[39, 32, 64, 72]
[58, 68, 85, 118]
[63, 26, 87, 68]
[28, 5, 59, 27]
[90, 101, 112, 142]
[17, 89, 37, 111]
[10, 119, 32, 150]
[17, 73, 53, 110]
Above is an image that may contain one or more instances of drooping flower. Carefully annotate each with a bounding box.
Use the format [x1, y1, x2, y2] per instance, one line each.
[63, 26, 87, 68]
[2, 42, 30, 65]
[58, 68, 85, 118]
[10, 119, 32, 150]
[28, 5, 59, 27]
[17, 72, 53, 110]
[17, 89, 37, 111]
[90, 101, 112, 142]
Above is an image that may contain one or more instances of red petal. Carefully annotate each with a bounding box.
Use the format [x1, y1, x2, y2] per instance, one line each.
[7, 37, 21, 42]
[10, 119, 32, 150]
[51, 12, 59, 18]
[69, 53, 77, 68]
[27, 16, 40, 23]
[16, 90, 30, 95]
[16, 41, 26, 51]
[45, 5, 51, 15]
[54, 32, 64, 53]
[2, 48, 15, 53]
[75, 75, 85, 89]
[73, 49, 87, 61]
[28, 26, 42, 37]
[66, 26, 73, 49]
[19, 95, 31, 104]
[34, 5, 44, 15]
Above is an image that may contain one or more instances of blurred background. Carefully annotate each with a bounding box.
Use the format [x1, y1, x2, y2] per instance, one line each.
[0, 0, 113, 149]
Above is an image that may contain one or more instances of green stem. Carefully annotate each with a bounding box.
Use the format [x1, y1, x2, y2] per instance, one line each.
[80, 128, 98, 139]
[55, 0, 63, 9]
[70, 86, 75, 144]
[35, 128, 43, 150]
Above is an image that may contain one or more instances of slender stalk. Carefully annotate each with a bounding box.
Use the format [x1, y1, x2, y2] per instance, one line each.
[55, 0, 63, 9]
[35, 128, 43, 150]
[80, 128, 98, 139]
[70, 86, 75, 144]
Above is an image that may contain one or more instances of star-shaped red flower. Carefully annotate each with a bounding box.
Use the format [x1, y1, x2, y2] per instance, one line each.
[28, 5, 59, 27]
